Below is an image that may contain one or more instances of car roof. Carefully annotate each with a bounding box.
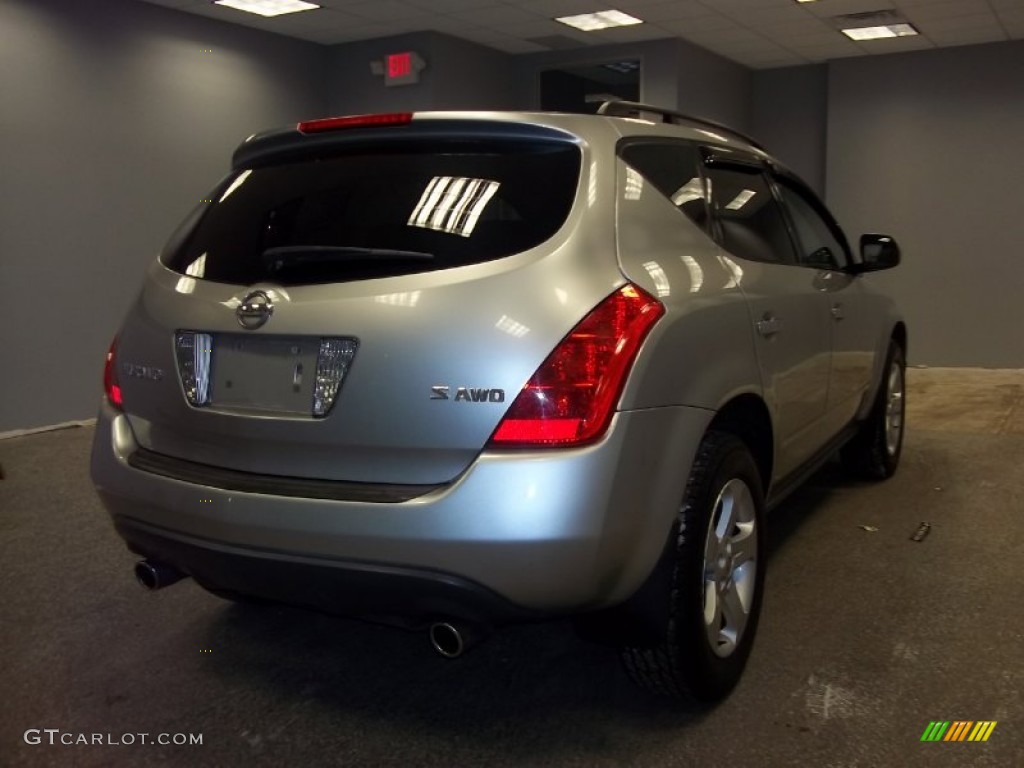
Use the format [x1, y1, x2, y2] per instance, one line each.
[232, 103, 775, 171]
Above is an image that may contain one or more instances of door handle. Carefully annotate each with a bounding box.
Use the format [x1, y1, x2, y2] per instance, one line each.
[831, 303, 844, 320]
[756, 313, 780, 338]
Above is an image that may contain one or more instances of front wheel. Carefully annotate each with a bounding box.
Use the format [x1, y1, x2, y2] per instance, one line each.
[621, 431, 766, 704]
[842, 340, 906, 480]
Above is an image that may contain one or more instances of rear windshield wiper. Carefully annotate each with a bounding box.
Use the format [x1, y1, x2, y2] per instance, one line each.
[262, 245, 435, 271]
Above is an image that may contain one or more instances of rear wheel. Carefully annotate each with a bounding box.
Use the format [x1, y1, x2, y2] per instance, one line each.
[842, 340, 905, 479]
[621, 431, 766, 703]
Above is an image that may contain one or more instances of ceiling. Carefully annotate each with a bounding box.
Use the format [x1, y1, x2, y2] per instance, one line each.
[139, 0, 1024, 69]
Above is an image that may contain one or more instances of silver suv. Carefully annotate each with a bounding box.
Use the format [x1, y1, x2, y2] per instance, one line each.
[91, 102, 906, 703]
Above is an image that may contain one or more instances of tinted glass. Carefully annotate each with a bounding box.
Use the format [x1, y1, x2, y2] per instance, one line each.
[620, 141, 709, 230]
[775, 179, 849, 269]
[161, 142, 580, 285]
[704, 164, 796, 265]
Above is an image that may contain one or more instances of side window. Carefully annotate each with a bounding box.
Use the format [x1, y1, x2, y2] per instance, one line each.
[703, 162, 797, 265]
[775, 180, 849, 269]
[620, 141, 709, 231]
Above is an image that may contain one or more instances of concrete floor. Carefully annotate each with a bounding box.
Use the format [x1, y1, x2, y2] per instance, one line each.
[1, 368, 1021, 767]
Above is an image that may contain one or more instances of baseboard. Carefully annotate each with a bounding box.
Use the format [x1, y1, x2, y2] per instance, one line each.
[0, 419, 97, 441]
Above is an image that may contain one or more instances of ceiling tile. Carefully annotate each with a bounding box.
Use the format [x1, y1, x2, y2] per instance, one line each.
[803, 0, 907, 18]
[502, 17, 584, 36]
[329, 24, 401, 43]
[450, 5, 547, 26]
[716, 5, 809, 27]
[612, 1, 716, 22]
[131, 0, 1022, 72]
[656, 15, 738, 35]
[404, 0, 495, 11]
[420, 15, 479, 33]
[757, 19, 841, 38]
[517, 0, 627, 17]
[898, 0, 993, 20]
[343, 1, 434, 23]
[925, 28, 1008, 45]
[915, 13, 1003, 34]
[697, 0, 794, 10]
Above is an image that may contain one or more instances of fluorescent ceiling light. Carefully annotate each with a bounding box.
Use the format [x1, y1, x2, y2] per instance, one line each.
[842, 23, 918, 41]
[214, 0, 319, 18]
[604, 61, 640, 73]
[555, 10, 644, 32]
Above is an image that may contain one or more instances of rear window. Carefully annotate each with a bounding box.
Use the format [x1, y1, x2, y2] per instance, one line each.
[161, 141, 581, 285]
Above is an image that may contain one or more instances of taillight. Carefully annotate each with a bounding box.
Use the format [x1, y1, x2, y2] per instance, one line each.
[297, 113, 413, 134]
[488, 284, 664, 448]
[104, 337, 123, 409]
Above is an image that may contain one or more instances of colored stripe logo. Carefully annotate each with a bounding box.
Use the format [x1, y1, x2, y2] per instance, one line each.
[921, 721, 997, 742]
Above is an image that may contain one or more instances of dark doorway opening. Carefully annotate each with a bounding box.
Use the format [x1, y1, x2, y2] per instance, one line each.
[539, 60, 641, 114]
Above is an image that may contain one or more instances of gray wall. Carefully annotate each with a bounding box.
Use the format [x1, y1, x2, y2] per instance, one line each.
[0, 0, 327, 433]
[327, 32, 517, 114]
[826, 41, 1024, 368]
[751, 65, 828, 194]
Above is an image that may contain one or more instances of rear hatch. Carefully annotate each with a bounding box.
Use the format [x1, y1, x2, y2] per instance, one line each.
[113, 114, 626, 486]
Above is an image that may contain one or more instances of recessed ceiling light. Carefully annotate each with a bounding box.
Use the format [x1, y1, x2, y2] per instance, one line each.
[555, 10, 644, 32]
[214, 0, 320, 18]
[842, 23, 919, 41]
[603, 61, 640, 73]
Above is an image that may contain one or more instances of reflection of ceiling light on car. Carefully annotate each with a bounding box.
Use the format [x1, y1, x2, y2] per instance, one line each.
[495, 315, 531, 337]
[671, 177, 706, 207]
[681, 255, 704, 293]
[725, 189, 756, 211]
[374, 291, 421, 307]
[218, 170, 252, 203]
[214, 0, 319, 18]
[642, 261, 671, 297]
[695, 129, 728, 143]
[842, 23, 918, 41]
[555, 10, 644, 32]
[408, 177, 500, 237]
[185, 253, 207, 278]
[624, 168, 644, 201]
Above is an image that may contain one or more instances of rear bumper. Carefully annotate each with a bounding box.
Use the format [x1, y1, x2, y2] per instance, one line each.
[91, 402, 712, 619]
[114, 516, 534, 626]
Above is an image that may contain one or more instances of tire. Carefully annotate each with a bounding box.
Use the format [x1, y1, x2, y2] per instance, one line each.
[621, 431, 766, 704]
[841, 340, 906, 480]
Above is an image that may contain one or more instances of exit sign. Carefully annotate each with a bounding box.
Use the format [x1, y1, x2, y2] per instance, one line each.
[373, 51, 426, 86]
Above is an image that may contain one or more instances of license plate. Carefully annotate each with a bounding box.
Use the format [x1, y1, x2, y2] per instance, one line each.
[211, 335, 320, 415]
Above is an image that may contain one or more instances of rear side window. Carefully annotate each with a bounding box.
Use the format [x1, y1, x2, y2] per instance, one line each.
[161, 141, 580, 285]
[620, 141, 709, 231]
[703, 163, 797, 265]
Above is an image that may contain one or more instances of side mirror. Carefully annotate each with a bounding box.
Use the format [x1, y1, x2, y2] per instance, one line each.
[850, 234, 900, 273]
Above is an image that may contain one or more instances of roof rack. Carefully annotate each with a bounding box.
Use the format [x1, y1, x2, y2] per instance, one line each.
[596, 100, 767, 152]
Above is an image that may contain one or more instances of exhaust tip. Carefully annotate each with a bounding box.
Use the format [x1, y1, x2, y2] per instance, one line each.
[134, 559, 184, 591]
[429, 622, 465, 659]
